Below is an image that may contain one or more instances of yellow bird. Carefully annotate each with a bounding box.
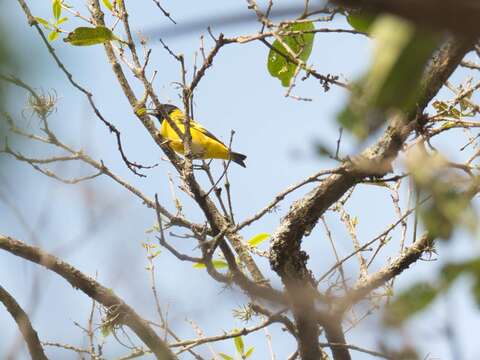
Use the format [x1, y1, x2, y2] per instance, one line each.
[154, 104, 247, 167]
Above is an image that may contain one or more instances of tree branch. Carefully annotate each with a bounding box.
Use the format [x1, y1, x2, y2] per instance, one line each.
[331, 0, 480, 37]
[0, 285, 48, 360]
[0, 235, 175, 360]
[338, 233, 434, 311]
[269, 36, 474, 360]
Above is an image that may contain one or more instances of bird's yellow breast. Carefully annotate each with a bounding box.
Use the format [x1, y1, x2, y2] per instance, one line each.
[160, 109, 230, 160]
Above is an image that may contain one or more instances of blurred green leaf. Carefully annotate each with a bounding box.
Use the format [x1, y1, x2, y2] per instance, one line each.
[384, 282, 438, 326]
[421, 189, 475, 239]
[52, 0, 62, 20]
[432, 100, 461, 119]
[339, 15, 439, 139]
[346, 10, 376, 33]
[442, 259, 480, 306]
[387, 347, 419, 360]
[102, 0, 114, 12]
[247, 233, 270, 247]
[382, 259, 480, 329]
[244, 346, 254, 358]
[64, 26, 122, 46]
[441, 262, 469, 286]
[219, 353, 234, 360]
[55, 16, 68, 26]
[48, 30, 59, 42]
[267, 21, 315, 87]
[35, 17, 52, 29]
[101, 323, 112, 337]
[193, 260, 228, 269]
[471, 278, 480, 307]
[234, 332, 244, 355]
[406, 147, 477, 240]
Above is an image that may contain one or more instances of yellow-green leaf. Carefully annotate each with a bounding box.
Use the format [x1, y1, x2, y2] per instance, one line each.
[193, 260, 228, 269]
[101, 323, 112, 337]
[233, 332, 244, 355]
[247, 232, 270, 247]
[55, 16, 68, 26]
[35, 17, 51, 29]
[346, 11, 376, 34]
[52, 0, 62, 20]
[219, 354, 234, 360]
[135, 107, 147, 116]
[267, 21, 315, 87]
[432, 100, 461, 119]
[338, 15, 440, 139]
[48, 30, 60, 42]
[245, 346, 254, 358]
[102, 0, 114, 12]
[64, 26, 122, 46]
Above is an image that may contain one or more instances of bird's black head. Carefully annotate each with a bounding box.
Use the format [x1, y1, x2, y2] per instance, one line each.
[154, 104, 179, 123]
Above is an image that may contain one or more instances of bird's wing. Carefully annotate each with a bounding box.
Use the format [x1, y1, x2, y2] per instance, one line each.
[190, 121, 226, 146]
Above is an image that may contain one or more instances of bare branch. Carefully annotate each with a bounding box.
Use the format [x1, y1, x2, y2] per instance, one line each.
[15, 0, 150, 177]
[0, 235, 176, 360]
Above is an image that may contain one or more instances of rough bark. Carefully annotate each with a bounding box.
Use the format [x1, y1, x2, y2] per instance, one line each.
[269, 37, 475, 360]
[0, 235, 176, 360]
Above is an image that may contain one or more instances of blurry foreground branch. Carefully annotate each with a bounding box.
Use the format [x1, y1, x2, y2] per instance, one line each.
[0, 235, 176, 360]
[0, 285, 48, 360]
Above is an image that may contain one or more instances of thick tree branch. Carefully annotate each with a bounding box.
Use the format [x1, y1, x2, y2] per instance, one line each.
[322, 318, 351, 360]
[331, 0, 480, 37]
[87, 0, 268, 287]
[0, 235, 175, 360]
[0, 285, 48, 360]
[271, 37, 473, 275]
[269, 37, 475, 360]
[339, 233, 433, 311]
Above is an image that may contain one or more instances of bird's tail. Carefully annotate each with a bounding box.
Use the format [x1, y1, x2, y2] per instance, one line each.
[230, 152, 247, 168]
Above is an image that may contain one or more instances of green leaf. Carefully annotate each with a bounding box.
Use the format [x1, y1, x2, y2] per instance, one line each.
[102, 0, 114, 12]
[212, 260, 228, 269]
[471, 278, 480, 307]
[52, 0, 62, 20]
[441, 262, 469, 286]
[219, 353, 234, 360]
[101, 324, 112, 337]
[432, 100, 461, 119]
[406, 148, 477, 240]
[233, 332, 244, 355]
[55, 17, 68, 26]
[244, 346, 254, 358]
[193, 260, 228, 269]
[135, 107, 147, 116]
[64, 26, 122, 46]
[346, 11, 376, 33]
[35, 17, 52, 29]
[367, 16, 437, 110]
[267, 21, 315, 87]
[247, 232, 270, 247]
[384, 282, 438, 326]
[338, 15, 440, 139]
[48, 30, 59, 42]
[440, 259, 480, 307]
[422, 188, 476, 240]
